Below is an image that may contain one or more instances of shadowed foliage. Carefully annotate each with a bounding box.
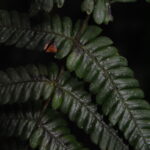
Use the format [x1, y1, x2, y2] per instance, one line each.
[0, 0, 150, 150]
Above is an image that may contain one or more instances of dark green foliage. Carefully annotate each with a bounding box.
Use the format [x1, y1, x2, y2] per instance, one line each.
[81, 0, 113, 24]
[0, 64, 54, 104]
[0, 0, 150, 150]
[0, 63, 128, 150]
[0, 108, 89, 150]
[66, 31, 150, 150]
[30, 0, 136, 24]
[0, 10, 78, 56]
[1, 11, 147, 150]
[0, 10, 150, 150]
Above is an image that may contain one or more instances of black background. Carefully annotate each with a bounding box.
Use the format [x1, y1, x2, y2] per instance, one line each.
[0, 0, 150, 101]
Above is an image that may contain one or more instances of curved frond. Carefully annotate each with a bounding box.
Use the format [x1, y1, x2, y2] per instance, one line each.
[0, 109, 88, 150]
[49, 64, 129, 150]
[0, 11, 150, 150]
[66, 24, 150, 150]
[0, 63, 128, 150]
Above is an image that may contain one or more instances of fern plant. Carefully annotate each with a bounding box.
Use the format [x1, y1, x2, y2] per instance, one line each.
[0, 0, 150, 150]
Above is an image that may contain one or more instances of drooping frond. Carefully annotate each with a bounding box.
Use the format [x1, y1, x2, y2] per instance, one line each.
[0, 63, 128, 150]
[0, 109, 89, 150]
[81, 0, 136, 24]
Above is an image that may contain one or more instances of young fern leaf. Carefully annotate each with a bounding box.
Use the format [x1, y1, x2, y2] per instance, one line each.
[0, 63, 129, 150]
[0, 109, 89, 150]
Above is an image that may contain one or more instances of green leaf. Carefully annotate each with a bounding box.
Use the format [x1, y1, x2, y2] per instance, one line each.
[0, 63, 128, 150]
[29, 0, 136, 23]
[56, 0, 65, 8]
[81, 0, 134, 24]
[52, 88, 63, 110]
[0, 11, 78, 57]
[0, 11, 149, 150]
[65, 24, 150, 150]
[30, 128, 43, 149]
[0, 64, 55, 104]
[0, 109, 89, 150]
[93, 0, 106, 24]
[50, 69, 129, 150]
[81, 0, 94, 15]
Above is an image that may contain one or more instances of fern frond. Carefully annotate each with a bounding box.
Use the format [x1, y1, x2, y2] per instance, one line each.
[0, 64, 54, 104]
[0, 11, 150, 150]
[0, 109, 88, 150]
[0, 63, 128, 150]
[0, 10, 77, 56]
[66, 25, 150, 150]
[48, 64, 129, 150]
[81, 0, 136, 24]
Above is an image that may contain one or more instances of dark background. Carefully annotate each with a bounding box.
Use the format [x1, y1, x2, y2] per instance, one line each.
[0, 0, 150, 101]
